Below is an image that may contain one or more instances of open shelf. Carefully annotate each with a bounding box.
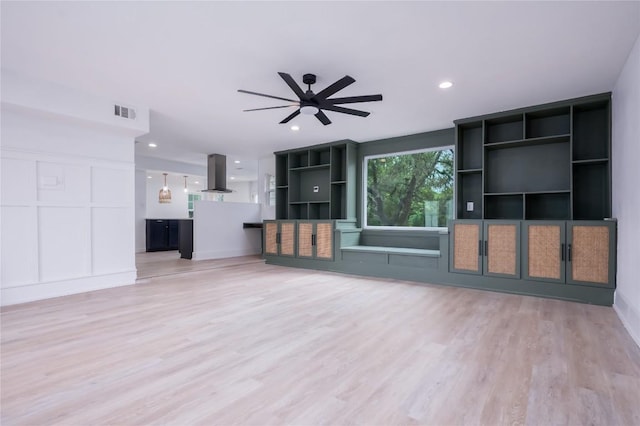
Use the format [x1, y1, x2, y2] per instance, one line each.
[288, 168, 330, 203]
[274, 141, 356, 220]
[458, 168, 483, 174]
[485, 114, 524, 144]
[457, 171, 482, 219]
[330, 145, 346, 182]
[525, 107, 570, 138]
[573, 162, 610, 220]
[289, 203, 308, 220]
[331, 182, 345, 219]
[525, 192, 570, 220]
[276, 187, 288, 219]
[458, 123, 483, 170]
[573, 101, 609, 161]
[485, 141, 570, 193]
[456, 93, 610, 221]
[484, 134, 570, 150]
[275, 154, 288, 187]
[309, 147, 331, 166]
[289, 164, 330, 171]
[309, 202, 330, 219]
[289, 151, 309, 168]
[572, 158, 609, 165]
[485, 193, 524, 219]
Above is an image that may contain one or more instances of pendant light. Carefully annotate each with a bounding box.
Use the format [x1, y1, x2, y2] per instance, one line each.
[159, 173, 172, 203]
[183, 176, 188, 193]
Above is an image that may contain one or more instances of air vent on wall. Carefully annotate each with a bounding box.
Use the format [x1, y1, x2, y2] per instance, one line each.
[114, 104, 136, 120]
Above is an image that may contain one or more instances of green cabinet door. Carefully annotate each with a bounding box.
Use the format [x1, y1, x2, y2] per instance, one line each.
[483, 221, 521, 278]
[296, 220, 334, 261]
[566, 221, 616, 288]
[263, 220, 296, 257]
[522, 221, 566, 283]
[450, 220, 483, 275]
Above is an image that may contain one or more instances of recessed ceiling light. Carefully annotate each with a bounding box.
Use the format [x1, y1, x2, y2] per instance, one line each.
[439, 81, 453, 89]
[230, 176, 235, 180]
[234, 160, 240, 164]
[194, 181, 199, 184]
[148, 142, 157, 148]
[291, 125, 300, 131]
[147, 176, 152, 179]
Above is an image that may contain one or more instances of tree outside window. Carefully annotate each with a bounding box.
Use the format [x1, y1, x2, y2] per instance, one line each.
[365, 147, 454, 228]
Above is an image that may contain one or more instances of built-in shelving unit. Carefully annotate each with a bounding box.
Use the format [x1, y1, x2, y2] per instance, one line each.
[454, 93, 611, 221]
[274, 140, 357, 220]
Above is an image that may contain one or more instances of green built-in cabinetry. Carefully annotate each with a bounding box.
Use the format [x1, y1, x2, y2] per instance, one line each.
[522, 220, 616, 287]
[455, 93, 611, 220]
[263, 220, 296, 257]
[263, 93, 615, 305]
[267, 141, 355, 266]
[451, 219, 615, 288]
[450, 220, 521, 279]
[264, 219, 335, 261]
[451, 92, 615, 300]
[275, 140, 357, 220]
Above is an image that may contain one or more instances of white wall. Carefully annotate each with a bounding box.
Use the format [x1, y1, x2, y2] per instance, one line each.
[258, 154, 276, 220]
[0, 70, 148, 305]
[135, 169, 148, 252]
[223, 181, 253, 203]
[192, 201, 261, 260]
[612, 33, 640, 347]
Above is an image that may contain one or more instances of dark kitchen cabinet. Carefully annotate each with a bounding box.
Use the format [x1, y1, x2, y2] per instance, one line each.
[146, 219, 180, 252]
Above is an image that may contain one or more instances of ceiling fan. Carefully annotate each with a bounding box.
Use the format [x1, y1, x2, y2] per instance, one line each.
[238, 72, 383, 125]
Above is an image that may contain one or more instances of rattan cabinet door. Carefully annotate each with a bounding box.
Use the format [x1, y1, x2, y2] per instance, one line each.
[483, 221, 521, 278]
[315, 222, 333, 260]
[264, 221, 278, 255]
[279, 221, 296, 257]
[567, 221, 615, 287]
[297, 222, 314, 258]
[522, 221, 565, 283]
[450, 220, 483, 274]
[263, 221, 296, 257]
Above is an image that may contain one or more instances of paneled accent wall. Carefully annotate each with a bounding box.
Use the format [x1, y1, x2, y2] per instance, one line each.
[1, 74, 147, 305]
[1, 148, 136, 305]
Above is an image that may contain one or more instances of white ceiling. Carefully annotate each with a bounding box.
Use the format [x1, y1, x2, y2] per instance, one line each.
[2, 1, 639, 167]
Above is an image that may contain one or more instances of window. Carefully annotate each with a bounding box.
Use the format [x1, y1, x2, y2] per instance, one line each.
[188, 194, 201, 218]
[265, 174, 276, 206]
[364, 146, 454, 229]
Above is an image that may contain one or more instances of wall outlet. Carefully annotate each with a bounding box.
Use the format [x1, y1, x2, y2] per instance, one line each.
[313, 186, 319, 193]
[466, 201, 474, 212]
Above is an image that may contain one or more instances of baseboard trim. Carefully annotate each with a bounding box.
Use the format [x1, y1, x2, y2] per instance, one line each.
[0, 271, 137, 306]
[614, 292, 640, 349]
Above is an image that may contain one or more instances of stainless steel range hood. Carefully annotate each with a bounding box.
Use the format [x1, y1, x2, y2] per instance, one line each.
[202, 154, 232, 193]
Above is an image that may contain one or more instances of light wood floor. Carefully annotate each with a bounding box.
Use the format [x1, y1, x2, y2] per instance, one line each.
[135, 251, 264, 279]
[2, 263, 639, 425]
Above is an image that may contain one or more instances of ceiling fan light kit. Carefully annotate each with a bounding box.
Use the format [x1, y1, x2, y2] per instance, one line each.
[238, 72, 383, 125]
[300, 105, 320, 115]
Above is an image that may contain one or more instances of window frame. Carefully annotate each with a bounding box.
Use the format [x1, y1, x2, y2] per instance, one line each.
[362, 145, 455, 231]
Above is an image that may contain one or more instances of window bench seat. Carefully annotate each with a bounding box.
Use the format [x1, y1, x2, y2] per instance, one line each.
[340, 245, 440, 269]
[341, 246, 440, 257]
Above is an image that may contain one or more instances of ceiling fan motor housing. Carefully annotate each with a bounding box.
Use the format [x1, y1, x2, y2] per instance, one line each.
[303, 73, 317, 85]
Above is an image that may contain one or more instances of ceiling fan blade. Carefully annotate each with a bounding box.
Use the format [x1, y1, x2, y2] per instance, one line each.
[313, 75, 356, 100]
[238, 89, 297, 103]
[315, 110, 331, 125]
[278, 72, 307, 100]
[321, 104, 370, 117]
[243, 105, 297, 112]
[323, 94, 383, 105]
[279, 109, 301, 124]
